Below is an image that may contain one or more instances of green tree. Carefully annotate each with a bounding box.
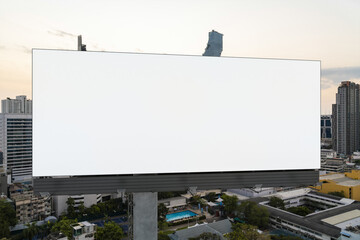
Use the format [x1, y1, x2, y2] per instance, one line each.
[222, 194, 238, 216]
[51, 217, 77, 240]
[158, 232, 171, 240]
[158, 191, 186, 200]
[158, 220, 168, 230]
[268, 197, 285, 209]
[66, 197, 76, 219]
[0, 199, 17, 238]
[205, 192, 217, 202]
[328, 191, 345, 198]
[23, 222, 39, 240]
[37, 222, 53, 240]
[89, 204, 101, 218]
[190, 195, 202, 205]
[225, 223, 270, 240]
[237, 201, 269, 229]
[287, 206, 312, 216]
[95, 221, 124, 240]
[158, 203, 168, 221]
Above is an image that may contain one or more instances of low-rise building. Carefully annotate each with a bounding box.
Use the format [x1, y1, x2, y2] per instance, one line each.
[321, 158, 345, 173]
[158, 196, 187, 212]
[314, 170, 360, 201]
[249, 189, 360, 240]
[53, 194, 102, 217]
[47, 221, 96, 240]
[9, 183, 51, 224]
[227, 186, 275, 198]
[168, 219, 232, 240]
[322, 149, 337, 159]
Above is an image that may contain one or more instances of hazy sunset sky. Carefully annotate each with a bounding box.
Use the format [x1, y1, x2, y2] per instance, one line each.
[0, 0, 359, 114]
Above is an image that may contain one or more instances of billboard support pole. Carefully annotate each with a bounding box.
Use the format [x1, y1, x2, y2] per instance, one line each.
[129, 30, 224, 240]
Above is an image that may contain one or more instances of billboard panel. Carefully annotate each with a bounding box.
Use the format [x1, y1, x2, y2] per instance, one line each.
[33, 50, 320, 177]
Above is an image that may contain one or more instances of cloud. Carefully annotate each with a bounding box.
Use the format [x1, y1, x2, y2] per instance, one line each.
[321, 66, 360, 114]
[20, 46, 31, 54]
[0, 45, 5, 50]
[91, 43, 105, 51]
[321, 66, 360, 89]
[48, 29, 76, 38]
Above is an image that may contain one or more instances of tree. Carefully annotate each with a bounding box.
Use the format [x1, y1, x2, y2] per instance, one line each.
[66, 197, 76, 219]
[158, 191, 186, 200]
[78, 202, 85, 216]
[51, 217, 77, 240]
[205, 192, 217, 202]
[158, 220, 168, 230]
[0, 199, 17, 238]
[158, 232, 171, 240]
[268, 197, 285, 209]
[95, 221, 124, 240]
[237, 201, 269, 229]
[37, 222, 53, 240]
[23, 222, 39, 240]
[225, 223, 270, 240]
[287, 206, 312, 216]
[222, 194, 238, 216]
[328, 191, 345, 198]
[158, 203, 168, 221]
[89, 204, 101, 218]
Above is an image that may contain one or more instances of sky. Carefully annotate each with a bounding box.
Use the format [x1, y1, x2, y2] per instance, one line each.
[0, 0, 359, 114]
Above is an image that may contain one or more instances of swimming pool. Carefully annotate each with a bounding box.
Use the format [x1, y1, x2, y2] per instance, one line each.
[166, 210, 198, 222]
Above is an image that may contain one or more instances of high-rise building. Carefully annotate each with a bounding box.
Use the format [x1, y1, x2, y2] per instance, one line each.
[332, 104, 337, 152]
[0, 96, 32, 183]
[321, 115, 332, 139]
[203, 30, 223, 57]
[333, 81, 360, 155]
[1, 95, 32, 114]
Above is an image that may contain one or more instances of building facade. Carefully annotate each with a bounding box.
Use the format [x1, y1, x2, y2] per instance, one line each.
[333, 81, 360, 155]
[9, 183, 51, 224]
[53, 194, 103, 217]
[332, 104, 337, 152]
[0, 113, 32, 183]
[321, 115, 332, 140]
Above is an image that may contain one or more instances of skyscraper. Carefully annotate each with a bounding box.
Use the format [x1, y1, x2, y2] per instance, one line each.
[1, 95, 32, 114]
[203, 30, 223, 57]
[0, 96, 32, 183]
[333, 81, 360, 155]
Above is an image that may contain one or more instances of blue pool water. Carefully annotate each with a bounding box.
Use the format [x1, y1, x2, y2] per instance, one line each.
[166, 210, 198, 222]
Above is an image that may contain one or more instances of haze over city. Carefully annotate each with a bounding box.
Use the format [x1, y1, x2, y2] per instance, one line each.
[0, 0, 360, 113]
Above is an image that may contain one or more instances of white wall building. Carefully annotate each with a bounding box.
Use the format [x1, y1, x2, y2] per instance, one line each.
[52, 193, 122, 217]
[158, 196, 187, 211]
[321, 149, 337, 159]
[228, 187, 275, 198]
[53, 194, 102, 217]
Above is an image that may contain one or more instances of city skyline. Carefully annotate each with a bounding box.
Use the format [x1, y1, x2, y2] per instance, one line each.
[0, 0, 360, 114]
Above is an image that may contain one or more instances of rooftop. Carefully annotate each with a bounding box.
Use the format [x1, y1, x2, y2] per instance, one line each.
[248, 190, 360, 238]
[321, 173, 360, 187]
[168, 219, 232, 240]
[322, 209, 360, 225]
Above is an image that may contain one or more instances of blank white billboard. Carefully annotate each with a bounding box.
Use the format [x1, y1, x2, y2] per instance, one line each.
[32, 50, 320, 177]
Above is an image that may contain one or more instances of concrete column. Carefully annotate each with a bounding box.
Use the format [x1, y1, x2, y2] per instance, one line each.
[133, 192, 158, 240]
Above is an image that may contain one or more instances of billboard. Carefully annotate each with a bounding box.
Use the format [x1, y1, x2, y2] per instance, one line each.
[33, 49, 320, 178]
